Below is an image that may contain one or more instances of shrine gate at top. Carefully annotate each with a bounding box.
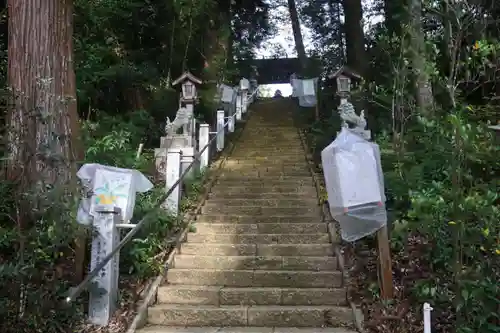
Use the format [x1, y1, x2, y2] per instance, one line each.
[237, 57, 320, 85]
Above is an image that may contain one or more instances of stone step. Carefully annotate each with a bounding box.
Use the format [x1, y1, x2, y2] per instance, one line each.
[158, 285, 345, 306]
[232, 135, 300, 140]
[236, 136, 299, 139]
[200, 206, 321, 216]
[228, 151, 304, 155]
[241, 133, 298, 137]
[208, 192, 316, 200]
[193, 222, 327, 234]
[138, 326, 358, 333]
[225, 160, 308, 166]
[147, 304, 352, 327]
[186, 233, 330, 244]
[218, 171, 311, 177]
[232, 144, 301, 148]
[237, 133, 298, 136]
[222, 166, 310, 173]
[216, 178, 313, 185]
[228, 155, 305, 161]
[237, 127, 296, 131]
[232, 141, 299, 144]
[230, 151, 304, 155]
[204, 199, 318, 208]
[215, 175, 314, 185]
[167, 269, 342, 288]
[232, 150, 303, 154]
[229, 147, 304, 151]
[240, 125, 296, 129]
[210, 186, 316, 196]
[196, 215, 321, 225]
[173, 255, 337, 271]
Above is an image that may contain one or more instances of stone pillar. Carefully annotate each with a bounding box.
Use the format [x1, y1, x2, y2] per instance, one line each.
[199, 124, 210, 171]
[241, 89, 248, 114]
[228, 110, 235, 133]
[216, 110, 225, 151]
[165, 149, 182, 215]
[184, 103, 194, 147]
[154, 148, 167, 180]
[236, 91, 242, 121]
[88, 205, 121, 326]
[180, 147, 196, 178]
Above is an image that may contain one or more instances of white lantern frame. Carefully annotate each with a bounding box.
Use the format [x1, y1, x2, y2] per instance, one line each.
[182, 80, 195, 100]
[336, 75, 351, 93]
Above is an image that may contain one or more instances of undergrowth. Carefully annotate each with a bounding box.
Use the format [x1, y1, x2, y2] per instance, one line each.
[0, 107, 208, 333]
[300, 102, 499, 333]
[297, 79, 499, 333]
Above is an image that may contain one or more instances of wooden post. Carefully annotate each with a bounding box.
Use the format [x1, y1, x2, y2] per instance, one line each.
[315, 79, 320, 121]
[74, 236, 87, 283]
[377, 225, 394, 299]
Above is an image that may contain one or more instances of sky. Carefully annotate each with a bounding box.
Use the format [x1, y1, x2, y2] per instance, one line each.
[254, 4, 314, 59]
[254, 3, 312, 96]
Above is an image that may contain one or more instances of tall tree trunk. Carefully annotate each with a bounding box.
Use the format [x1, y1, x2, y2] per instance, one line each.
[329, 0, 345, 63]
[342, 0, 376, 132]
[7, 0, 85, 280]
[8, 0, 83, 185]
[410, 0, 434, 114]
[287, 0, 308, 73]
[342, 0, 367, 76]
[384, 0, 409, 38]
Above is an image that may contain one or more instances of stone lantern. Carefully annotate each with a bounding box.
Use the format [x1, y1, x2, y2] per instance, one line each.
[328, 65, 361, 105]
[328, 65, 370, 139]
[172, 71, 202, 104]
[165, 71, 203, 171]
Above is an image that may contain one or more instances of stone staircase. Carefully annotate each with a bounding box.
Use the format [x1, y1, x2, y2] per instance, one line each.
[139, 100, 358, 332]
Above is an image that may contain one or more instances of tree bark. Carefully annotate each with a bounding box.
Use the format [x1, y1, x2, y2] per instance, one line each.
[8, 0, 83, 186]
[7, 0, 85, 280]
[409, 0, 434, 114]
[329, 0, 345, 63]
[287, 0, 308, 73]
[342, 0, 367, 76]
[384, 0, 409, 38]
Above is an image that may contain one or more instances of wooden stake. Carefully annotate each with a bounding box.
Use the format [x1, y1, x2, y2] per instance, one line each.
[377, 225, 394, 299]
[74, 234, 87, 283]
[315, 80, 320, 121]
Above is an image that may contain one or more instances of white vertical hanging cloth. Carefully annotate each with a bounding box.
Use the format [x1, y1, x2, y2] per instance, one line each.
[298, 78, 318, 107]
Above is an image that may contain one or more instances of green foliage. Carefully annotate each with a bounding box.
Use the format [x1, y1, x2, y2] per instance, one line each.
[72, 0, 272, 116]
[0, 180, 86, 332]
[0, 108, 209, 331]
[299, 0, 500, 327]
[380, 110, 499, 332]
[122, 186, 175, 277]
[304, 96, 499, 333]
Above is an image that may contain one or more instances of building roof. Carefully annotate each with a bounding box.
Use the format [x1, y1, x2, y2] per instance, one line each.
[327, 65, 362, 80]
[172, 71, 202, 86]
